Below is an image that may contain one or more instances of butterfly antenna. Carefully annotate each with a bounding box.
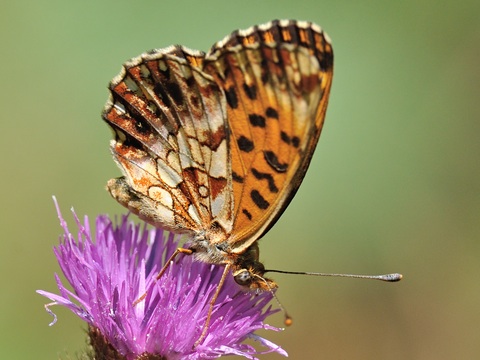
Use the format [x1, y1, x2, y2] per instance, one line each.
[254, 274, 293, 326]
[264, 269, 403, 282]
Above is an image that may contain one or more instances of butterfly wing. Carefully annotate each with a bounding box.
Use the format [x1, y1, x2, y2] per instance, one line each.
[203, 20, 333, 251]
[103, 20, 333, 252]
[103, 47, 234, 236]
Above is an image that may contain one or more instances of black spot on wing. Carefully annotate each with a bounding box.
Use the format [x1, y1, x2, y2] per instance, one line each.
[186, 76, 196, 87]
[133, 118, 150, 135]
[249, 114, 266, 127]
[264, 150, 288, 173]
[291, 136, 300, 148]
[251, 190, 270, 209]
[237, 135, 254, 152]
[232, 171, 244, 183]
[266, 107, 279, 119]
[243, 83, 257, 100]
[166, 82, 183, 105]
[120, 131, 144, 150]
[189, 95, 200, 109]
[251, 168, 279, 193]
[242, 208, 252, 220]
[260, 58, 269, 84]
[280, 131, 291, 144]
[154, 83, 171, 107]
[225, 86, 238, 108]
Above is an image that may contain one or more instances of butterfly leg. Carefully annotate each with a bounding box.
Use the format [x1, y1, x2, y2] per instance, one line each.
[133, 247, 194, 306]
[156, 247, 194, 280]
[193, 263, 231, 348]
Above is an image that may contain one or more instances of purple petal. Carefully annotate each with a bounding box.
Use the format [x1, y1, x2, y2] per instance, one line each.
[37, 198, 286, 359]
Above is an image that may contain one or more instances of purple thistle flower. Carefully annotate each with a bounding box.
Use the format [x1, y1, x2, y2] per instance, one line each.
[37, 200, 287, 360]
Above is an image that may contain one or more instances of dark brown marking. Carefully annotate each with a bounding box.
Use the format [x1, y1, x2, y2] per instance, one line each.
[127, 108, 153, 136]
[243, 83, 257, 100]
[157, 62, 170, 78]
[319, 45, 334, 70]
[251, 190, 270, 209]
[242, 209, 253, 220]
[200, 125, 226, 151]
[266, 107, 279, 119]
[249, 114, 266, 127]
[291, 136, 300, 148]
[182, 168, 223, 202]
[117, 131, 143, 151]
[166, 82, 183, 105]
[261, 71, 269, 84]
[154, 83, 171, 107]
[203, 83, 218, 98]
[190, 95, 200, 109]
[280, 131, 291, 144]
[222, 65, 231, 80]
[134, 119, 149, 134]
[232, 171, 244, 183]
[251, 168, 279, 193]
[264, 150, 288, 173]
[300, 73, 322, 93]
[260, 58, 269, 84]
[186, 76, 196, 87]
[209, 177, 227, 201]
[225, 86, 238, 108]
[237, 135, 254, 152]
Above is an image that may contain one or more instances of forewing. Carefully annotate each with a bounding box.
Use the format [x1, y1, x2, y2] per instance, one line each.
[103, 46, 234, 235]
[203, 20, 334, 250]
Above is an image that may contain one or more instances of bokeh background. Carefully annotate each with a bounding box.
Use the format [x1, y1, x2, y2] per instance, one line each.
[2, 1, 479, 359]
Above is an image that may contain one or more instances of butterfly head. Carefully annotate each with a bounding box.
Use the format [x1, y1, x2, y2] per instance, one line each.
[231, 243, 278, 292]
[232, 265, 277, 292]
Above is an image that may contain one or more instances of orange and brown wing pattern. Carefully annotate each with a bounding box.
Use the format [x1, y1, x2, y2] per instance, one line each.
[103, 20, 332, 251]
[103, 47, 234, 236]
[203, 20, 333, 250]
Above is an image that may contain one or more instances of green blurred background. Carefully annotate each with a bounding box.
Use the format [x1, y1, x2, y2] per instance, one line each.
[1, 1, 479, 359]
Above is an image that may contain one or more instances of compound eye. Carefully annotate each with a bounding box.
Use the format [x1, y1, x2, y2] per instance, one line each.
[234, 269, 252, 286]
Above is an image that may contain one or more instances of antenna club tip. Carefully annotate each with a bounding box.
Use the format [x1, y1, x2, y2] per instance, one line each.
[284, 316, 293, 326]
[387, 273, 403, 282]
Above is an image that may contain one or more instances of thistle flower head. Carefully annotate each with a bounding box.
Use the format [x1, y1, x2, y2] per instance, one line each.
[37, 200, 287, 360]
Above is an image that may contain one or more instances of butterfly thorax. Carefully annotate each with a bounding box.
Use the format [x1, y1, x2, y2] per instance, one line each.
[190, 233, 277, 292]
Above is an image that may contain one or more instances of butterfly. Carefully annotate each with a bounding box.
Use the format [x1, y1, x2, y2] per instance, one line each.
[102, 19, 333, 342]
